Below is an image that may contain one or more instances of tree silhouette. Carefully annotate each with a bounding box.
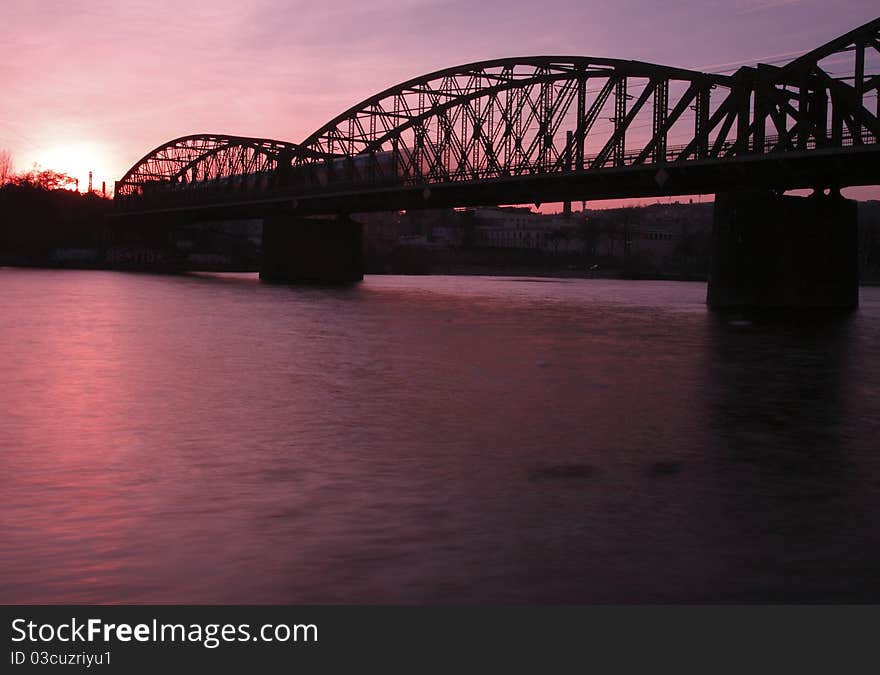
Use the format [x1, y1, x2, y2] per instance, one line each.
[0, 149, 13, 186]
[12, 163, 75, 190]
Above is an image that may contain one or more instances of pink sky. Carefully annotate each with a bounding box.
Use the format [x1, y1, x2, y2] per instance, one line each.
[1, 0, 877, 206]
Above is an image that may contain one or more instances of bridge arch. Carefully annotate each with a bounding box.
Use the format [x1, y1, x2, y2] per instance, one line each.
[292, 57, 742, 185]
[115, 134, 326, 198]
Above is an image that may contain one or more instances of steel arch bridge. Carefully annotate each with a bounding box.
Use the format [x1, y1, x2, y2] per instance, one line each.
[115, 17, 880, 215]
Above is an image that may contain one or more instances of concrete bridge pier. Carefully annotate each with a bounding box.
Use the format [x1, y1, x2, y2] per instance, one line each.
[101, 214, 185, 272]
[260, 214, 363, 283]
[707, 189, 858, 310]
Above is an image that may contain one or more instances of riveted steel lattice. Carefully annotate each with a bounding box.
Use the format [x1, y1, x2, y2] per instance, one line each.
[115, 134, 321, 198]
[116, 17, 880, 208]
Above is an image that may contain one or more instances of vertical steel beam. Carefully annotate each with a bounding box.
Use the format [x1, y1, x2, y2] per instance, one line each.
[812, 88, 828, 147]
[473, 75, 482, 175]
[614, 78, 627, 167]
[486, 93, 494, 174]
[854, 41, 865, 144]
[831, 90, 844, 146]
[736, 79, 752, 155]
[461, 85, 469, 177]
[515, 87, 524, 170]
[541, 78, 552, 171]
[575, 74, 586, 170]
[503, 87, 513, 173]
[565, 130, 573, 171]
[695, 85, 710, 158]
[413, 125, 423, 180]
[797, 72, 810, 150]
[443, 110, 452, 180]
[753, 66, 771, 153]
[652, 78, 668, 163]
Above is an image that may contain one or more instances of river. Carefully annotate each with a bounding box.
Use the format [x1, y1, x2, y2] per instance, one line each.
[2, 269, 879, 602]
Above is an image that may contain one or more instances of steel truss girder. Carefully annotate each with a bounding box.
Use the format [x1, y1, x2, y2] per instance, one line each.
[749, 17, 880, 153]
[115, 134, 322, 198]
[115, 18, 880, 205]
[291, 58, 734, 187]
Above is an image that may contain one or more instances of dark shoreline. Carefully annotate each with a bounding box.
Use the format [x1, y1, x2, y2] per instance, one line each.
[6, 262, 880, 286]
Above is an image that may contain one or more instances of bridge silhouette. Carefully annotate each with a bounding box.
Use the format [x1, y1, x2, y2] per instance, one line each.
[113, 18, 880, 307]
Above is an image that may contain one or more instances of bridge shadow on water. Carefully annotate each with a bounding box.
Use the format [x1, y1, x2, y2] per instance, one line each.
[703, 309, 880, 601]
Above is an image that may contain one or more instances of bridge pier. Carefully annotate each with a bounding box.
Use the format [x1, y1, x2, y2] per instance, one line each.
[707, 189, 858, 310]
[260, 214, 363, 283]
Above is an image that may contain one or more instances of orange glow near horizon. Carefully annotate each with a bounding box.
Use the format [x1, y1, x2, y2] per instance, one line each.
[27, 142, 115, 194]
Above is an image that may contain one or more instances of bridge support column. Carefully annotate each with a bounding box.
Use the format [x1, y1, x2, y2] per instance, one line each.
[260, 214, 363, 283]
[707, 189, 858, 309]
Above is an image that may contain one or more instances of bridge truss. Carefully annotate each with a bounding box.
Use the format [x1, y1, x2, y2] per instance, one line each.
[116, 17, 880, 208]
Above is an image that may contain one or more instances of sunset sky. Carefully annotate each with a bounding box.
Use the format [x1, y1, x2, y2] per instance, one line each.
[1, 0, 877, 203]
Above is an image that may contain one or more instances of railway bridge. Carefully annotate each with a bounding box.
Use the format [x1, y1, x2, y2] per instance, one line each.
[114, 18, 880, 307]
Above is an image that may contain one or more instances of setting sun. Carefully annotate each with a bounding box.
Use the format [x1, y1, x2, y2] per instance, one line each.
[34, 142, 115, 194]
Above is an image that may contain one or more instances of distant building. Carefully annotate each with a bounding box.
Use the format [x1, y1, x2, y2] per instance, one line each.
[356, 209, 467, 250]
[400, 209, 463, 244]
[472, 206, 578, 251]
[632, 224, 677, 258]
[587, 201, 713, 261]
[353, 211, 402, 255]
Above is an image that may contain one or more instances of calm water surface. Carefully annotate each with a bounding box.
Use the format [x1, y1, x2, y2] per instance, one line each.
[2, 269, 880, 603]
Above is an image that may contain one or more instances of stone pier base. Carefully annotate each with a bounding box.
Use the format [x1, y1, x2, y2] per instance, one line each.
[260, 215, 363, 283]
[707, 189, 858, 309]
